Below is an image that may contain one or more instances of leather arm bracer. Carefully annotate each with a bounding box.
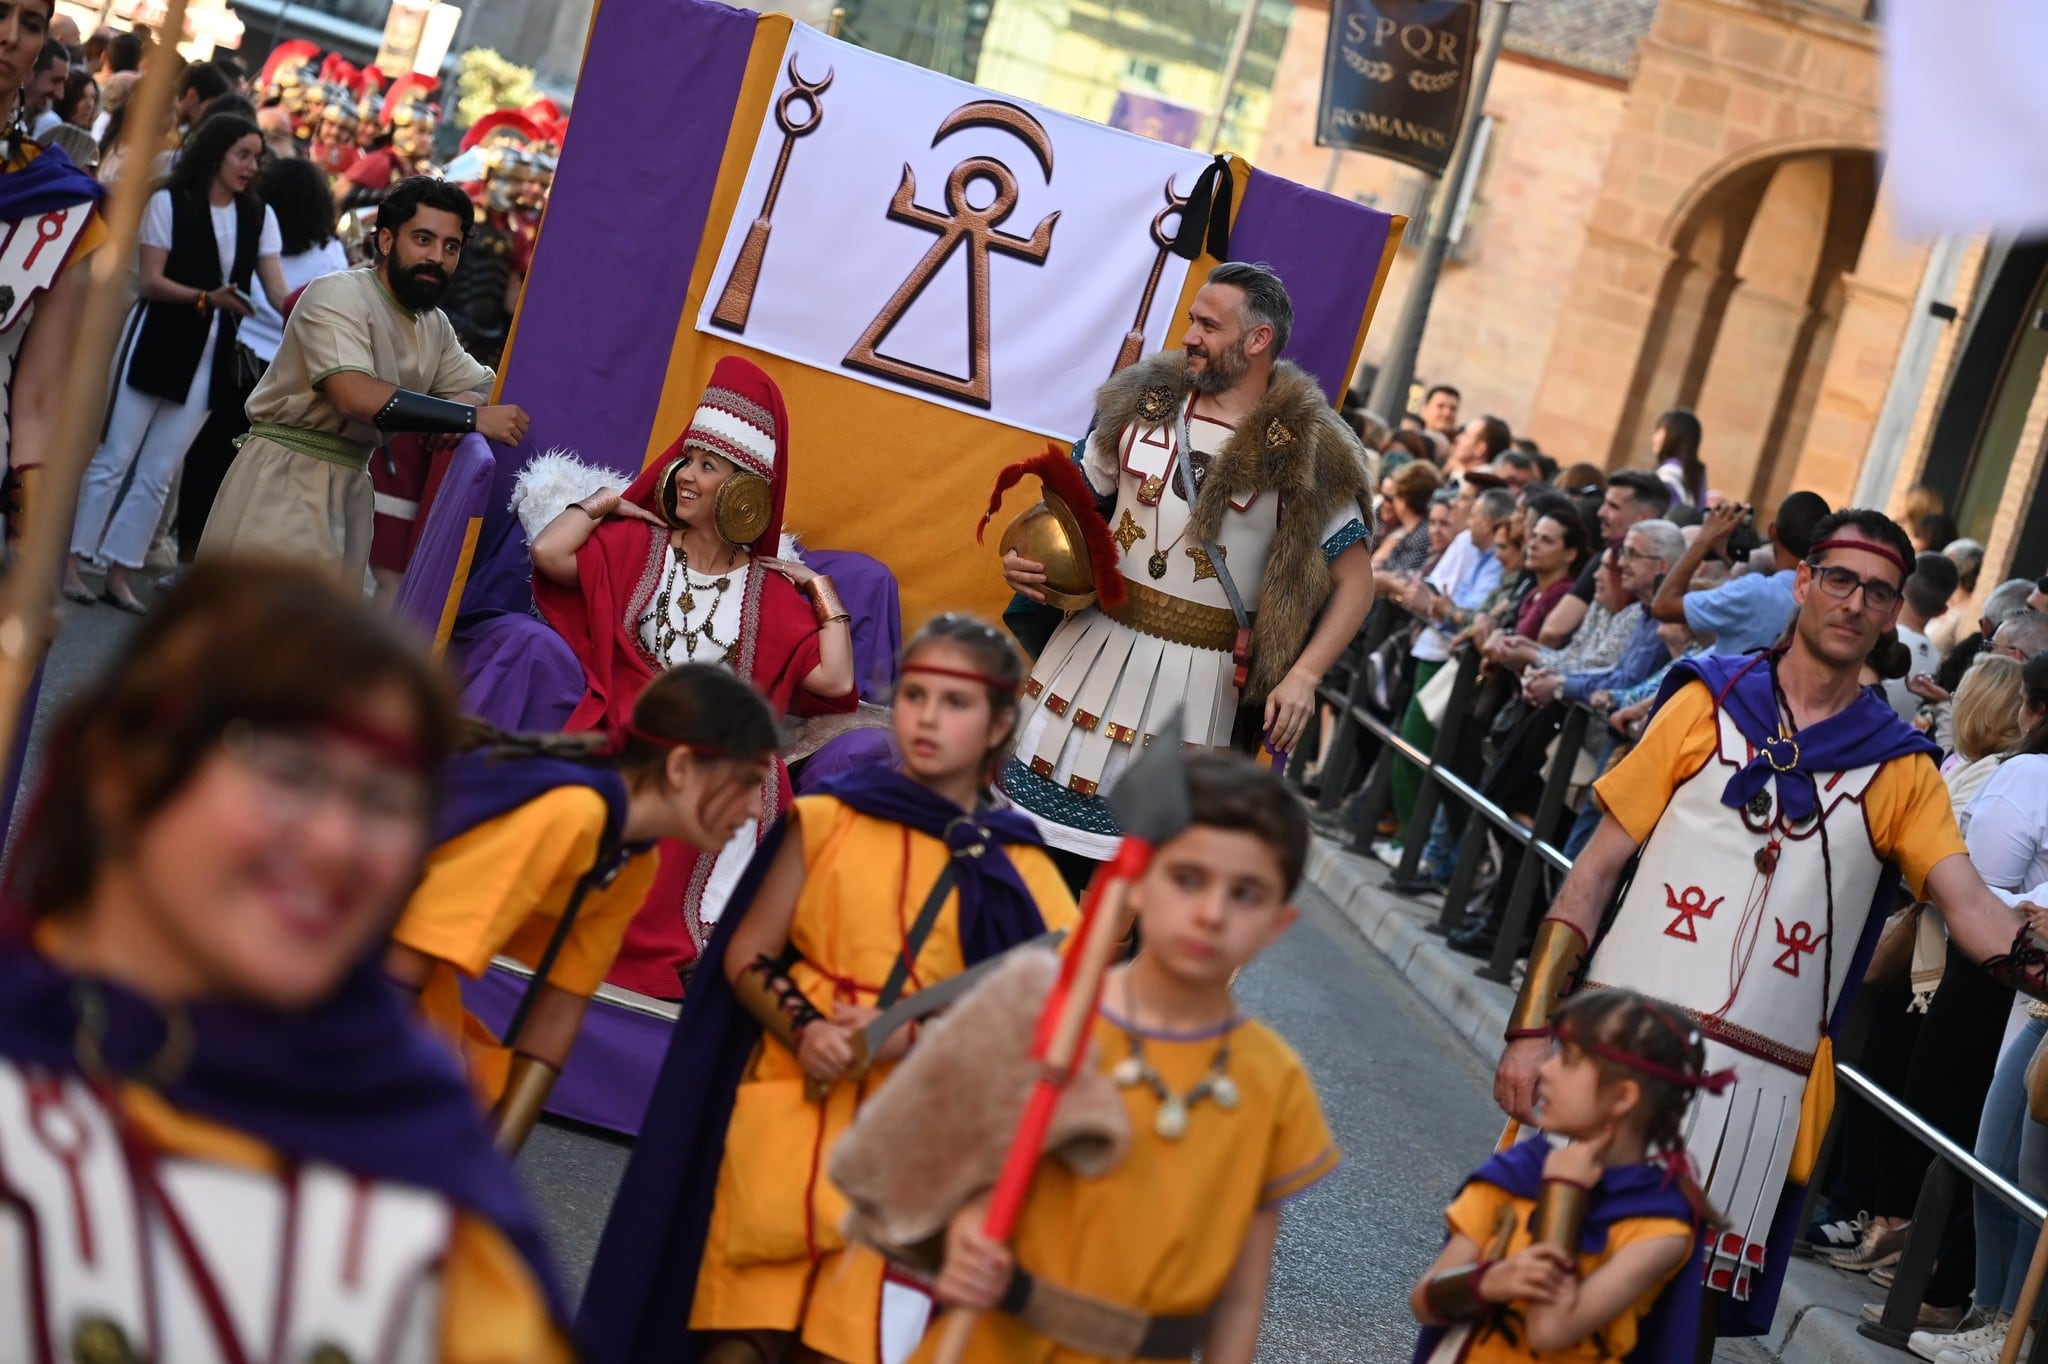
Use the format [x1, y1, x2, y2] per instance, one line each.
[732, 948, 827, 1052]
[1506, 918, 1590, 1041]
[374, 388, 477, 435]
[1984, 922, 2048, 1004]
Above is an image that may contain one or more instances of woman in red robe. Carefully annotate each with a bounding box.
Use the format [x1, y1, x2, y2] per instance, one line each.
[530, 356, 857, 997]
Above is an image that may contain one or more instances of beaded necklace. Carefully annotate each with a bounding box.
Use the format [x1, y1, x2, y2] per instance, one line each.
[652, 538, 734, 666]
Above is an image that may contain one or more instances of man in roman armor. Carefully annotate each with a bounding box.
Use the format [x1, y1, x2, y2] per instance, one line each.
[337, 73, 438, 210]
[1492, 507, 2048, 1352]
[995, 260, 1377, 887]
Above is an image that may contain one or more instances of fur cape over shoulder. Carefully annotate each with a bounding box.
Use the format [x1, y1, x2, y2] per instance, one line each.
[1091, 351, 1376, 699]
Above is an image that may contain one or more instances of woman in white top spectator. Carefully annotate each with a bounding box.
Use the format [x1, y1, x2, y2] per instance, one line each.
[175, 156, 350, 559]
[1947, 654, 2048, 1360]
[64, 115, 289, 613]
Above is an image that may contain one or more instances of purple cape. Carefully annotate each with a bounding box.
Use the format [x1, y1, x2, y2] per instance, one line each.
[0, 942, 569, 1325]
[0, 141, 103, 219]
[431, 747, 631, 849]
[1650, 652, 1939, 824]
[574, 766, 1054, 1362]
[1637, 653, 1933, 1334]
[1410, 1136, 1705, 1364]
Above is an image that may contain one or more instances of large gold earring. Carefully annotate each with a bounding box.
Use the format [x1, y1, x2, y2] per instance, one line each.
[713, 472, 773, 547]
[654, 459, 689, 529]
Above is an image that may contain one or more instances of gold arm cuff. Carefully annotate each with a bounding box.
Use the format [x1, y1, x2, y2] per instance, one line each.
[1507, 918, 1588, 1040]
[1422, 1262, 1490, 1322]
[1102, 577, 1241, 652]
[806, 575, 849, 627]
[492, 1055, 560, 1155]
[1533, 1177, 1592, 1254]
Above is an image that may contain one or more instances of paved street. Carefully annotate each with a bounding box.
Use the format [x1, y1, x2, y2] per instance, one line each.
[515, 882, 1509, 1361]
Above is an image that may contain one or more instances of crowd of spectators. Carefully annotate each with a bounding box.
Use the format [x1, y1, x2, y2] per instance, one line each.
[1318, 380, 2048, 1363]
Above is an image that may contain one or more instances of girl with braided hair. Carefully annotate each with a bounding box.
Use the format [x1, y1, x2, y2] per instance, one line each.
[1411, 988, 1721, 1363]
[386, 663, 779, 1150]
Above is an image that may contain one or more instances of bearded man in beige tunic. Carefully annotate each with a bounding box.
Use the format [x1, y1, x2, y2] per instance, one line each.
[200, 176, 529, 586]
[997, 262, 1377, 876]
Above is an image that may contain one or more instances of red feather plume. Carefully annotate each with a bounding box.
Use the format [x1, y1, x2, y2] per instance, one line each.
[977, 444, 1126, 611]
[259, 40, 319, 88]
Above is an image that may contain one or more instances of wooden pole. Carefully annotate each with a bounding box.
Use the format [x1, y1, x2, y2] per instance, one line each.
[929, 875, 1134, 1364]
[0, 0, 190, 777]
[1999, 1214, 2048, 1364]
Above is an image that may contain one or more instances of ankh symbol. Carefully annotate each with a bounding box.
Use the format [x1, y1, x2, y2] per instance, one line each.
[844, 101, 1059, 408]
[710, 57, 834, 332]
[1112, 177, 1189, 375]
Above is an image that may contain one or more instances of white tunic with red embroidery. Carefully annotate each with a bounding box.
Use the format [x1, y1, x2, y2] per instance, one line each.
[1001, 394, 1360, 859]
[0, 200, 94, 472]
[1583, 702, 1888, 1300]
[0, 1059, 455, 1363]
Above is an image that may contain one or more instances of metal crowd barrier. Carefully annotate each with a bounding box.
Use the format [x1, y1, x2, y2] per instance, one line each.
[1843, 1065, 2048, 1360]
[1301, 614, 2048, 1358]
[1309, 615, 1585, 983]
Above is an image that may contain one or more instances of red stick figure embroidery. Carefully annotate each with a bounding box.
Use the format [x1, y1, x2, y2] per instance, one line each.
[1663, 883, 1724, 942]
[1774, 919, 1824, 976]
[21, 210, 66, 271]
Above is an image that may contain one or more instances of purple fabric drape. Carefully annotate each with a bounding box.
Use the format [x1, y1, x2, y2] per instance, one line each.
[1230, 168, 1396, 402]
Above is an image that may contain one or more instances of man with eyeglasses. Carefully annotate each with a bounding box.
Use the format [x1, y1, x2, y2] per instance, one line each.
[1492, 507, 2048, 1356]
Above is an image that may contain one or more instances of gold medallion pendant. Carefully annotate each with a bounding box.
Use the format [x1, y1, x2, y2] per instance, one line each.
[1147, 550, 1169, 580]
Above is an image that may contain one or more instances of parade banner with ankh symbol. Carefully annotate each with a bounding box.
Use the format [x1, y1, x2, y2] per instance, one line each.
[695, 24, 1212, 440]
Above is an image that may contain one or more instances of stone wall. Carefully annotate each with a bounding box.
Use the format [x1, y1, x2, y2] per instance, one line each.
[1256, 0, 1626, 441]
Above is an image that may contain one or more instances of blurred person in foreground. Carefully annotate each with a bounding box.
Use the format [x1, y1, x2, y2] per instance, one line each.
[0, 561, 570, 1359]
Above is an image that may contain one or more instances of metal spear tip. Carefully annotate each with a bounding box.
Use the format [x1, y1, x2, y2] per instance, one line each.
[1108, 708, 1193, 846]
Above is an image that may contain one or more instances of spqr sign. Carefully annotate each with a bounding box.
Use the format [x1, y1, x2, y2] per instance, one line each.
[1316, 0, 1478, 176]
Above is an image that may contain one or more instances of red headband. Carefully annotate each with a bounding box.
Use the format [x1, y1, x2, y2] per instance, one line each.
[1555, 1018, 1734, 1096]
[313, 718, 430, 773]
[1808, 536, 1912, 581]
[617, 722, 728, 759]
[900, 662, 1022, 695]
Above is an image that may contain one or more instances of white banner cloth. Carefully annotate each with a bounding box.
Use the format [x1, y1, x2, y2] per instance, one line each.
[697, 25, 1210, 440]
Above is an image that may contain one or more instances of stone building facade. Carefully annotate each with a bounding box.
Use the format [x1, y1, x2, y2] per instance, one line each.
[1259, 0, 1918, 523]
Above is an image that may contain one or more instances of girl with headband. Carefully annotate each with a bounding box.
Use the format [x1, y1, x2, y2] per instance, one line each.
[385, 663, 779, 1151]
[1411, 988, 1723, 1364]
[576, 614, 1080, 1364]
[0, 561, 569, 1360]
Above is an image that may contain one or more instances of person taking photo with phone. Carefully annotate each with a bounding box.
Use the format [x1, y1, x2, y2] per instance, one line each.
[1648, 490, 1832, 657]
[65, 113, 292, 614]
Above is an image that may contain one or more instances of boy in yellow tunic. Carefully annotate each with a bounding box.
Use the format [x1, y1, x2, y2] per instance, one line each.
[901, 751, 1340, 1364]
[578, 616, 1081, 1364]
[1409, 988, 1713, 1363]
[0, 562, 568, 1361]
[386, 664, 778, 1146]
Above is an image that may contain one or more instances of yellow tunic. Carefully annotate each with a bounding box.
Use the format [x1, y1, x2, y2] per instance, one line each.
[914, 1008, 1340, 1364]
[1431, 1180, 1692, 1364]
[691, 794, 1080, 1364]
[391, 786, 659, 1105]
[119, 1086, 571, 1362]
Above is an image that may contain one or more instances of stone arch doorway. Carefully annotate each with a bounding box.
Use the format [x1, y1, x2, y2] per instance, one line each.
[1607, 146, 1879, 506]
[1919, 240, 2048, 570]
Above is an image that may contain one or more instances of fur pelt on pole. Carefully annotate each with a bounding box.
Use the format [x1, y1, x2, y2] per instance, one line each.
[829, 947, 1129, 1273]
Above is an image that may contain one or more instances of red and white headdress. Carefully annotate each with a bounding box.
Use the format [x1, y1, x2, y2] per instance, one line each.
[680, 356, 780, 482]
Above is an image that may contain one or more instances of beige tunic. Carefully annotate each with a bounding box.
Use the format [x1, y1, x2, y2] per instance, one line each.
[198, 268, 494, 586]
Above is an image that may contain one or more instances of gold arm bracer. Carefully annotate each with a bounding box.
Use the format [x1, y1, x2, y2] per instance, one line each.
[1506, 917, 1589, 1041]
[1533, 1177, 1592, 1255]
[1421, 1261, 1491, 1322]
[491, 1055, 560, 1155]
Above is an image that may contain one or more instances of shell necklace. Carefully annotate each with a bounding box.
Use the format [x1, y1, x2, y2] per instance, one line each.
[1109, 971, 1239, 1140]
[654, 538, 734, 665]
